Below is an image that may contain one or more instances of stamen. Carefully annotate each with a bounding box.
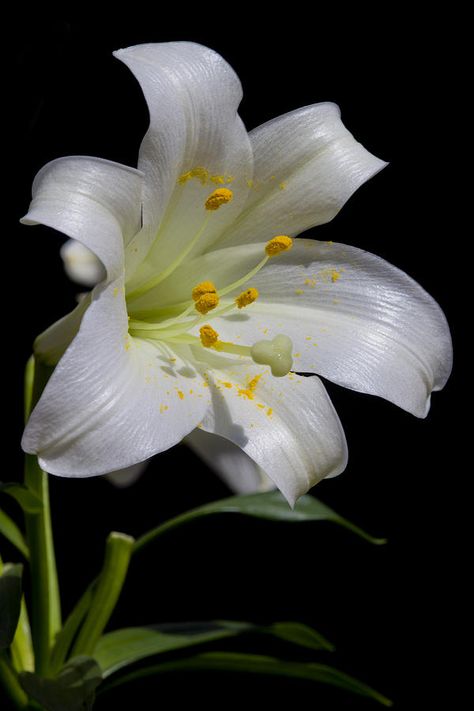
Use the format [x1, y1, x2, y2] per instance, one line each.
[265, 235, 293, 257]
[200, 325, 219, 347]
[251, 334, 293, 377]
[195, 293, 219, 314]
[192, 281, 217, 301]
[236, 287, 259, 309]
[205, 188, 233, 211]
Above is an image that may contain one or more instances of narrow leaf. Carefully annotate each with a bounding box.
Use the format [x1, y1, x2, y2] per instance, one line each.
[0, 482, 43, 514]
[267, 622, 334, 651]
[20, 655, 102, 711]
[0, 508, 29, 559]
[102, 652, 392, 706]
[94, 622, 252, 677]
[71, 532, 134, 658]
[0, 563, 23, 649]
[50, 585, 95, 675]
[134, 491, 385, 554]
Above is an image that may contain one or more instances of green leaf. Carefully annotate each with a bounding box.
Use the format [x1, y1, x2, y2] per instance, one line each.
[50, 585, 95, 675]
[102, 652, 392, 706]
[94, 621, 252, 677]
[0, 563, 23, 650]
[94, 619, 332, 677]
[71, 532, 134, 658]
[0, 482, 43, 514]
[0, 508, 29, 559]
[134, 491, 385, 554]
[266, 621, 334, 651]
[20, 655, 102, 711]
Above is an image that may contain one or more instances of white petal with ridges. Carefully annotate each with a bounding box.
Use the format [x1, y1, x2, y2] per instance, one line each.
[209, 240, 452, 418]
[21, 156, 143, 280]
[22, 278, 210, 476]
[114, 42, 253, 286]
[184, 429, 275, 495]
[194, 364, 347, 506]
[218, 103, 386, 247]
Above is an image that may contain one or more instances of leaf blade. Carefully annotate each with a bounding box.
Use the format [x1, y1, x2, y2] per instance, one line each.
[0, 509, 29, 559]
[0, 563, 23, 650]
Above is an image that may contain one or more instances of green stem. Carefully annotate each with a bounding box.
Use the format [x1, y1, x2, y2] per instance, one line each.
[0, 652, 29, 709]
[71, 532, 134, 658]
[23, 357, 61, 676]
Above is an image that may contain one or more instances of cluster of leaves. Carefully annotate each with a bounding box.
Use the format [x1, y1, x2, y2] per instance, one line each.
[1, 489, 391, 709]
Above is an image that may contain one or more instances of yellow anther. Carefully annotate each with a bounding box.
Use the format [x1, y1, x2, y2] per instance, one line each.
[265, 235, 293, 257]
[199, 325, 219, 347]
[236, 287, 259, 309]
[205, 187, 233, 211]
[195, 292, 219, 314]
[192, 281, 217, 302]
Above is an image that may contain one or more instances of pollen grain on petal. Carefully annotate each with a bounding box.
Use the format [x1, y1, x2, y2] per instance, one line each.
[200, 324, 219, 347]
[195, 292, 219, 314]
[265, 235, 293, 257]
[178, 166, 209, 185]
[236, 287, 259, 309]
[192, 281, 217, 302]
[205, 187, 233, 211]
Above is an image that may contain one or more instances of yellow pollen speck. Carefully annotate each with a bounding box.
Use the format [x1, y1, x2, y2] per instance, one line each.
[160, 404, 168, 413]
[205, 187, 233, 210]
[223, 382, 233, 388]
[195, 293, 219, 314]
[178, 166, 209, 185]
[331, 270, 341, 282]
[263, 328, 268, 335]
[304, 278, 317, 287]
[267, 407, 273, 417]
[200, 324, 219, 347]
[238, 373, 262, 400]
[192, 281, 217, 301]
[294, 352, 301, 358]
[177, 390, 185, 400]
[257, 403, 265, 409]
[265, 235, 293, 257]
[305, 336, 312, 340]
[295, 289, 304, 295]
[246, 178, 254, 188]
[236, 287, 259, 309]
[113, 287, 119, 298]
[279, 181, 286, 190]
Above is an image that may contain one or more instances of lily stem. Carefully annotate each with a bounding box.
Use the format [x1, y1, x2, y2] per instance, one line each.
[23, 357, 61, 676]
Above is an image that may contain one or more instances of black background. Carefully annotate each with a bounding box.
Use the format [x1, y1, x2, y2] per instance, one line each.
[4, 13, 464, 710]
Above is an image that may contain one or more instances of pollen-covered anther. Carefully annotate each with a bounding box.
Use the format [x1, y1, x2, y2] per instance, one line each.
[195, 292, 219, 314]
[265, 235, 293, 257]
[236, 287, 259, 309]
[192, 281, 217, 302]
[251, 334, 293, 377]
[205, 187, 233, 211]
[199, 325, 219, 347]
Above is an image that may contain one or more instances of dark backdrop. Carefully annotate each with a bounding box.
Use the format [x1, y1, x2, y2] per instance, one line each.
[5, 13, 463, 710]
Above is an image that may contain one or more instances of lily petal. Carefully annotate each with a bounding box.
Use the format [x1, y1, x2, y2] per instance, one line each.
[218, 103, 386, 247]
[21, 156, 143, 281]
[115, 42, 253, 286]
[105, 461, 148, 488]
[60, 239, 106, 287]
[22, 278, 210, 476]
[184, 429, 275, 495]
[210, 240, 452, 418]
[193, 363, 347, 506]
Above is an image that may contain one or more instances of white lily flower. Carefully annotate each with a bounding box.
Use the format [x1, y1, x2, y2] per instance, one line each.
[21, 42, 452, 506]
